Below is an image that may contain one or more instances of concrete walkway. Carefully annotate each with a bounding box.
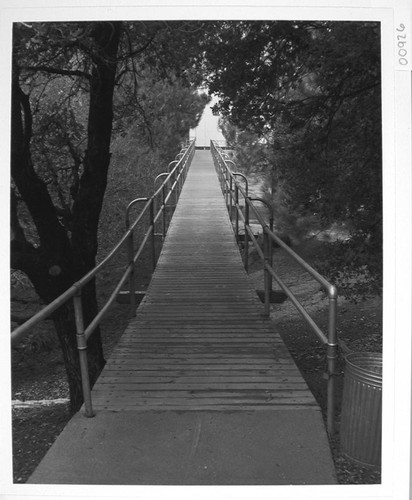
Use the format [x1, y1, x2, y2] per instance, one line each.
[28, 150, 337, 485]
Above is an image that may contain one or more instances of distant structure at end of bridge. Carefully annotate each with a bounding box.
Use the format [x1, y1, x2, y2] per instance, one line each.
[190, 93, 227, 149]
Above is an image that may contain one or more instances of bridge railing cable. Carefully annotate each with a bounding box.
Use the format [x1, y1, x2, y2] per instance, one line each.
[210, 139, 338, 436]
[10, 139, 196, 418]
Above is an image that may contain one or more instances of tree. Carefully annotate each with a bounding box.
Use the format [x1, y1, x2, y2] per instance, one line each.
[11, 20, 211, 410]
[11, 22, 122, 410]
[202, 21, 382, 299]
[114, 67, 209, 161]
[99, 71, 209, 255]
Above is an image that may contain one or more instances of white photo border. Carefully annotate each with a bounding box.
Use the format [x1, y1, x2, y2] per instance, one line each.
[0, 2, 410, 499]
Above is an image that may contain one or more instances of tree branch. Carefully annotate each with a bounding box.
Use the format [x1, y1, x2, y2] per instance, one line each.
[11, 75, 72, 258]
[22, 65, 91, 80]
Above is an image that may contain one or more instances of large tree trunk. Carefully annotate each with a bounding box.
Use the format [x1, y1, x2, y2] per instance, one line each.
[51, 288, 104, 413]
[67, 22, 122, 410]
[11, 21, 122, 412]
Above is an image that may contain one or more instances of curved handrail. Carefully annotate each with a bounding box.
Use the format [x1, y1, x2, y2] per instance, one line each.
[167, 160, 179, 172]
[11, 139, 196, 417]
[210, 139, 338, 436]
[232, 173, 248, 196]
[125, 197, 151, 229]
[154, 172, 169, 186]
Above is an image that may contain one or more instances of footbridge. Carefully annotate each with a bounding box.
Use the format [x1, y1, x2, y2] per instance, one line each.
[12, 141, 338, 485]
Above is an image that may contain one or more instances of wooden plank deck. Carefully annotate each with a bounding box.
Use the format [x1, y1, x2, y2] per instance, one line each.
[91, 150, 319, 412]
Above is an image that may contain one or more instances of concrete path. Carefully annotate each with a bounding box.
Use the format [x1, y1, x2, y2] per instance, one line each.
[28, 150, 337, 485]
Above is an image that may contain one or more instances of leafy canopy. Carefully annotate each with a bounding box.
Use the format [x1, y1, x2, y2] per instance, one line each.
[201, 21, 382, 300]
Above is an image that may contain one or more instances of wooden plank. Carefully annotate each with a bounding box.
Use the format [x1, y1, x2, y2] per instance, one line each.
[92, 396, 317, 405]
[92, 399, 317, 406]
[102, 367, 299, 374]
[107, 354, 288, 361]
[108, 352, 288, 358]
[122, 326, 278, 331]
[104, 355, 292, 363]
[103, 366, 295, 373]
[119, 328, 280, 336]
[92, 404, 319, 411]
[97, 375, 305, 384]
[118, 341, 280, 346]
[93, 382, 307, 391]
[91, 390, 312, 398]
[107, 347, 283, 354]
[104, 361, 292, 368]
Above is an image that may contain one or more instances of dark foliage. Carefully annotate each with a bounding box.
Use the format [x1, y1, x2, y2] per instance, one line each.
[202, 21, 382, 299]
[10, 20, 209, 409]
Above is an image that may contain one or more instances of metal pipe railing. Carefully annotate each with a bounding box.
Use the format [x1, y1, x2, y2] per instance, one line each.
[10, 139, 196, 417]
[249, 197, 274, 315]
[154, 173, 170, 239]
[232, 173, 248, 245]
[210, 139, 338, 436]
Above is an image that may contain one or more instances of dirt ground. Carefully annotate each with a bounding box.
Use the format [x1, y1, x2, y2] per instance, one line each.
[247, 239, 382, 484]
[10, 238, 382, 485]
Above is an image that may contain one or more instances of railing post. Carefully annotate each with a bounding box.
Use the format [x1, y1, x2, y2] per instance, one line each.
[221, 166, 225, 201]
[233, 173, 249, 255]
[174, 170, 179, 207]
[178, 163, 182, 194]
[125, 204, 137, 318]
[229, 176, 233, 222]
[268, 213, 274, 293]
[244, 201, 249, 272]
[235, 184, 239, 243]
[154, 173, 170, 239]
[127, 228, 136, 318]
[150, 198, 156, 272]
[221, 164, 225, 192]
[249, 197, 273, 287]
[327, 289, 338, 436]
[263, 229, 271, 316]
[220, 163, 224, 191]
[73, 291, 95, 417]
[162, 184, 167, 239]
[225, 170, 229, 208]
[179, 160, 184, 193]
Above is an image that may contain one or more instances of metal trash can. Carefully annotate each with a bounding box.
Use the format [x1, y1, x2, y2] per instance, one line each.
[340, 352, 382, 468]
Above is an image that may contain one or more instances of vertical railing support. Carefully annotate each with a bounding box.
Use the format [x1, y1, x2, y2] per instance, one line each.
[263, 230, 271, 316]
[73, 290, 95, 418]
[150, 198, 156, 272]
[174, 170, 179, 207]
[162, 184, 167, 239]
[225, 170, 230, 208]
[232, 172, 249, 265]
[127, 228, 136, 318]
[244, 201, 250, 273]
[178, 161, 184, 193]
[235, 184, 239, 243]
[268, 213, 274, 293]
[249, 197, 274, 300]
[125, 197, 150, 317]
[221, 163, 225, 192]
[229, 177, 233, 222]
[326, 289, 338, 436]
[154, 173, 170, 239]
